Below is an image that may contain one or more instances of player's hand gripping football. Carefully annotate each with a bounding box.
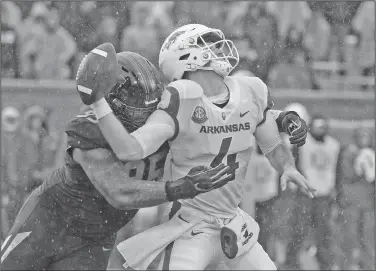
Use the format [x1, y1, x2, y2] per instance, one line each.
[76, 43, 118, 105]
[165, 163, 233, 201]
[280, 168, 316, 198]
[281, 111, 308, 147]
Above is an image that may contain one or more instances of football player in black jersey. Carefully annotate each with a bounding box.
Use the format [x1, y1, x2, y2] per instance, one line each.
[1, 45, 233, 270]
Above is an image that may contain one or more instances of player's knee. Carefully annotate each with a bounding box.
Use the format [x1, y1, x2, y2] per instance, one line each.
[249, 242, 277, 270]
[260, 248, 277, 270]
[168, 256, 205, 270]
[162, 243, 209, 270]
[268, 260, 277, 270]
[133, 207, 161, 231]
[255, 252, 277, 270]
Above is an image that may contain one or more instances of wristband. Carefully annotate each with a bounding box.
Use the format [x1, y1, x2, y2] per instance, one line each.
[90, 98, 113, 119]
[165, 181, 176, 202]
[165, 180, 193, 202]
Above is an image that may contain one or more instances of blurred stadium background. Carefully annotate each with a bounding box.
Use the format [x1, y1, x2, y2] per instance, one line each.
[1, 1, 374, 270]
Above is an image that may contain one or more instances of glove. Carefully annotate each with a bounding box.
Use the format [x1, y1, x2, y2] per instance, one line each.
[165, 163, 232, 201]
[279, 111, 308, 147]
[76, 43, 118, 105]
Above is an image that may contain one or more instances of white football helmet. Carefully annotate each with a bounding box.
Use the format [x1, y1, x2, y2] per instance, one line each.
[159, 24, 239, 81]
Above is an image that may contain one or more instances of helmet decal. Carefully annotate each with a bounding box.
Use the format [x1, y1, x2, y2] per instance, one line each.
[162, 30, 186, 52]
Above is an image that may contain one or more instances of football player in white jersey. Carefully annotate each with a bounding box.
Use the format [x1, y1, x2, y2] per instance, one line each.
[79, 24, 315, 270]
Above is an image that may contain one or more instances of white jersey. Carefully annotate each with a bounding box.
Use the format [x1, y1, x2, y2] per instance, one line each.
[158, 76, 273, 218]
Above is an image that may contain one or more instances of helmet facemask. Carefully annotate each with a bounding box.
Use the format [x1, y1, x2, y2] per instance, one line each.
[179, 29, 239, 78]
[198, 31, 239, 72]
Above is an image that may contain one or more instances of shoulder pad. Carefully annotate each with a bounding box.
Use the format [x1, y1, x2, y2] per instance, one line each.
[65, 111, 111, 150]
[236, 76, 274, 126]
[168, 80, 203, 99]
[157, 80, 203, 119]
[243, 76, 274, 108]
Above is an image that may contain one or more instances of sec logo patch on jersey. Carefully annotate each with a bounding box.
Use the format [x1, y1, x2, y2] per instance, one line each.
[192, 106, 208, 124]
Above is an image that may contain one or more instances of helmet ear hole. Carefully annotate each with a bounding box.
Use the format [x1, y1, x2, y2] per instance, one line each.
[179, 53, 190, 60]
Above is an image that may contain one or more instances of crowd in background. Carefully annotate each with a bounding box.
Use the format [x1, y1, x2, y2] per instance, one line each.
[1, 1, 375, 271]
[1, 1, 375, 90]
[241, 104, 375, 270]
[1, 105, 66, 239]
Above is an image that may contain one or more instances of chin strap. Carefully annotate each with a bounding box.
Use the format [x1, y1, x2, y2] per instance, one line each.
[188, 60, 233, 78]
[211, 60, 233, 77]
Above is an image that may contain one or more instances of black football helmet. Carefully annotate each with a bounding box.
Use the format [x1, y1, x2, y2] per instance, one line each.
[105, 52, 167, 132]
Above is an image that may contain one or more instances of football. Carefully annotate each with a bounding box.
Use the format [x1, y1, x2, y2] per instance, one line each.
[76, 43, 118, 105]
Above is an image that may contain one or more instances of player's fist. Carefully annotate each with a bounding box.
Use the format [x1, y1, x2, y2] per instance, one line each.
[281, 111, 308, 147]
[76, 43, 118, 105]
[165, 163, 233, 201]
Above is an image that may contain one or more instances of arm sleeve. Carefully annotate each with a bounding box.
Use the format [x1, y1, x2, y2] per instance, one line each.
[132, 80, 201, 158]
[254, 111, 283, 155]
[131, 110, 175, 158]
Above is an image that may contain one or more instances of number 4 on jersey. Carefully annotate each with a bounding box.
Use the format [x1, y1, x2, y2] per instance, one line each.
[210, 137, 239, 181]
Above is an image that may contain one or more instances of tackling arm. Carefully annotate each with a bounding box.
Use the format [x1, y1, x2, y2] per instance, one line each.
[73, 147, 168, 210]
[73, 147, 232, 208]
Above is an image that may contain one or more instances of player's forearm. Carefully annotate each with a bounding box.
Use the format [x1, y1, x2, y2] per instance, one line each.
[75, 148, 168, 209]
[101, 175, 169, 210]
[86, 161, 168, 209]
[98, 113, 144, 161]
[265, 143, 297, 175]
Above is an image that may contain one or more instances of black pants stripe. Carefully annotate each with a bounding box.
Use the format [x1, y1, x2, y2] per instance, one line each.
[162, 201, 182, 271]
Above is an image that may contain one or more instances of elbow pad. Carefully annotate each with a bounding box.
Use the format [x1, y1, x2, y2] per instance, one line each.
[258, 136, 283, 155]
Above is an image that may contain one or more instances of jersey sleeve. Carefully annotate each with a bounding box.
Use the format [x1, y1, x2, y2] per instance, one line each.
[130, 111, 175, 158]
[157, 79, 203, 141]
[65, 111, 111, 150]
[244, 77, 274, 127]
